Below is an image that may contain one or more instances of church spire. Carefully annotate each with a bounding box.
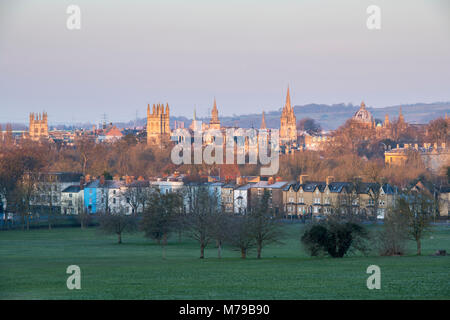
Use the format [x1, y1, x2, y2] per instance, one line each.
[210, 97, 220, 129]
[261, 111, 267, 129]
[399, 106, 404, 122]
[285, 86, 291, 110]
[213, 97, 217, 112]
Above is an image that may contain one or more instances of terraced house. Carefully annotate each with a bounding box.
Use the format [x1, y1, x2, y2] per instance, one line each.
[282, 176, 398, 219]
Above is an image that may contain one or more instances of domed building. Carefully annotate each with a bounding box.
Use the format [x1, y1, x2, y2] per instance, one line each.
[352, 101, 375, 128]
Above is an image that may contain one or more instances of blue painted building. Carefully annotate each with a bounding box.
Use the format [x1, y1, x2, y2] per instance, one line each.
[84, 180, 100, 213]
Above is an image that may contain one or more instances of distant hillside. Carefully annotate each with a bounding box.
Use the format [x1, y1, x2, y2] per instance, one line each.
[197, 102, 450, 131]
[5, 102, 448, 131]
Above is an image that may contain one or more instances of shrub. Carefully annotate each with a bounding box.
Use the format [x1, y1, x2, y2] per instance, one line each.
[301, 221, 369, 258]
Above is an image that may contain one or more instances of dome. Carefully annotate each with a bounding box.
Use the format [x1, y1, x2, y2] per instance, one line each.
[352, 101, 373, 123]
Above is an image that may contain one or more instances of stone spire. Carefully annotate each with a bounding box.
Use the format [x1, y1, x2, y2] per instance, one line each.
[399, 106, 404, 123]
[285, 86, 291, 110]
[261, 111, 266, 129]
[209, 98, 220, 129]
[211, 97, 219, 121]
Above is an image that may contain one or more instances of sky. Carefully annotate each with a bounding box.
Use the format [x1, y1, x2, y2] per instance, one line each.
[0, 0, 449, 125]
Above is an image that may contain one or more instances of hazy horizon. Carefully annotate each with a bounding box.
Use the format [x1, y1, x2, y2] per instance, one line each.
[1, 0, 449, 125]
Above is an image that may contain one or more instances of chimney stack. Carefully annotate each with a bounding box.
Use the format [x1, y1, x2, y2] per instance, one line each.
[326, 176, 335, 185]
[125, 175, 133, 185]
[99, 175, 105, 185]
[299, 175, 308, 184]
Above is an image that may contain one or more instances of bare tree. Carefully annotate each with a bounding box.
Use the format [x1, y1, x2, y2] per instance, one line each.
[183, 185, 220, 259]
[98, 210, 138, 244]
[377, 207, 408, 256]
[123, 180, 149, 215]
[249, 189, 284, 259]
[141, 189, 183, 259]
[396, 190, 436, 255]
[225, 215, 255, 259]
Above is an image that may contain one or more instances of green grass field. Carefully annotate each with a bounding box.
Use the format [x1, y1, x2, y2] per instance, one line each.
[1, 223, 449, 299]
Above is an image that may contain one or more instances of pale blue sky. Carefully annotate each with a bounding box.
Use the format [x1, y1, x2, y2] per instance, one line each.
[0, 0, 449, 124]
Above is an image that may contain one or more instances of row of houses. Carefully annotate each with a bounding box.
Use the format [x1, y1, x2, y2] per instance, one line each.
[9, 172, 448, 218]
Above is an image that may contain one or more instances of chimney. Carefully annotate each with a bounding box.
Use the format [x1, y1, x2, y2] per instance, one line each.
[442, 142, 446, 149]
[125, 175, 132, 185]
[137, 176, 145, 181]
[85, 174, 91, 183]
[299, 175, 308, 184]
[326, 176, 335, 185]
[414, 143, 418, 150]
[396, 144, 399, 149]
[434, 142, 438, 150]
[268, 177, 274, 185]
[80, 176, 85, 189]
[113, 175, 120, 181]
[236, 176, 242, 185]
[99, 175, 105, 185]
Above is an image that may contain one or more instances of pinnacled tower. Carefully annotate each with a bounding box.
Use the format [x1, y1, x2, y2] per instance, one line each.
[280, 86, 297, 144]
[29, 112, 49, 141]
[209, 98, 221, 130]
[146, 102, 171, 145]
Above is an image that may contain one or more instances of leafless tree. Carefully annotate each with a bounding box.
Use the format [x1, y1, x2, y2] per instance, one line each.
[249, 189, 284, 259]
[98, 209, 138, 244]
[396, 190, 436, 255]
[183, 185, 220, 259]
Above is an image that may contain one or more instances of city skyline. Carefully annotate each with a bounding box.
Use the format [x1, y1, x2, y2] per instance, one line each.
[1, 0, 449, 124]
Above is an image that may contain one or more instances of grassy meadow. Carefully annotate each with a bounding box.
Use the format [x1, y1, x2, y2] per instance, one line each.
[0, 223, 449, 299]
